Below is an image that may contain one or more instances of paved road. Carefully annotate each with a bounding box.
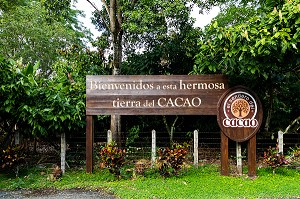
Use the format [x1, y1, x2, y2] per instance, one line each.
[0, 189, 117, 199]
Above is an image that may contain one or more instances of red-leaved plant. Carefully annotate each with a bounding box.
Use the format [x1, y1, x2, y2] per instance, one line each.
[263, 145, 288, 174]
[157, 143, 188, 177]
[99, 142, 126, 177]
[0, 144, 25, 177]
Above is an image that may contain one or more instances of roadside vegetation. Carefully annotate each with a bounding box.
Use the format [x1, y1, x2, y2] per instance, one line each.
[1, 164, 300, 199]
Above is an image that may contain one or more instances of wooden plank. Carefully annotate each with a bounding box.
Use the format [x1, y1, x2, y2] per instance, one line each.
[221, 131, 229, 176]
[248, 135, 256, 177]
[86, 116, 94, 173]
[86, 75, 228, 115]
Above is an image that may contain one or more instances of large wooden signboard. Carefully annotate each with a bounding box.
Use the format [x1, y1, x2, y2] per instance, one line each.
[86, 75, 228, 115]
[86, 75, 228, 173]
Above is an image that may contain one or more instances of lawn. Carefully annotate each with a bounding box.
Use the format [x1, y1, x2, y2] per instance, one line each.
[1, 164, 300, 199]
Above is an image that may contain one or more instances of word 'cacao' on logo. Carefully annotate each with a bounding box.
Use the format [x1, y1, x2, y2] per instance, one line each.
[223, 118, 258, 128]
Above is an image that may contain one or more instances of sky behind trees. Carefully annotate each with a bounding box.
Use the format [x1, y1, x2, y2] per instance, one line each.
[74, 0, 220, 39]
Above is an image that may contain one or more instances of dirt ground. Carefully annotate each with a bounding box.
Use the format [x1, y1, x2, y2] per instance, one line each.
[0, 188, 117, 199]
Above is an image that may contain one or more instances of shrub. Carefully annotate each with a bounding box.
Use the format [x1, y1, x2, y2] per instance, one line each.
[134, 159, 150, 176]
[263, 145, 288, 174]
[287, 146, 300, 168]
[99, 142, 126, 178]
[157, 143, 188, 177]
[0, 144, 25, 177]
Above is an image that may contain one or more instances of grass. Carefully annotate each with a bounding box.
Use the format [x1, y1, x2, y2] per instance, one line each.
[1, 164, 300, 199]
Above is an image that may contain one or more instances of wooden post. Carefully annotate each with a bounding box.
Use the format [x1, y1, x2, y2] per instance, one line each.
[221, 131, 229, 176]
[248, 135, 256, 177]
[236, 142, 242, 175]
[194, 130, 199, 167]
[61, 132, 66, 173]
[86, 115, 94, 173]
[151, 130, 156, 167]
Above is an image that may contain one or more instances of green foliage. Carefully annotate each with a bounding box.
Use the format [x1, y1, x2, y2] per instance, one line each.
[126, 125, 140, 147]
[263, 145, 288, 173]
[193, 0, 300, 76]
[0, 1, 87, 70]
[1, 165, 300, 198]
[156, 143, 189, 177]
[192, 0, 300, 131]
[99, 142, 126, 177]
[0, 145, 25, 170]
[287, 146, 300, 168]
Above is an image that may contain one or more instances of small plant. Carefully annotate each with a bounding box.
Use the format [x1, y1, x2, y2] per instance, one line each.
[287, 146, 300, 168]
[0, 144, 25, 177]
[157, 143, 188, 177]
[134, 159, 150, 176]
[263, 145, 288, 174]
[47, 164, 63, 181]
[99, 141, 126, 178]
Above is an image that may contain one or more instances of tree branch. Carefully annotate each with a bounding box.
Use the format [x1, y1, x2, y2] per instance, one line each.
[284, 116, 300, 134]
[86, 0, 110, 31]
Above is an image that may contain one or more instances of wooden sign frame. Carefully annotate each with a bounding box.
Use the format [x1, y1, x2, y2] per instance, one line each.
[86, 75, 228, 173]
[217, 86, 263, 177]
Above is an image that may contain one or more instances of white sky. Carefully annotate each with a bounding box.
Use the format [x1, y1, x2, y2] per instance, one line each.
[74, 0, 220, 39]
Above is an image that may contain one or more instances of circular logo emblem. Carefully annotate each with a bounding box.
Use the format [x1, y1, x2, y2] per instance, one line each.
[224, 91, 257, 120]
[217, 86, 263, 142]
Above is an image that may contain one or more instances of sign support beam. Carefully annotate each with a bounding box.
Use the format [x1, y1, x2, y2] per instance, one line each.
[221, 131, 229, 176]
[86, 115, 94, 173]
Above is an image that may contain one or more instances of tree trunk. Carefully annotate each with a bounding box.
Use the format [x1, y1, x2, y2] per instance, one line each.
[264, 88, 273, 132]
[87, 0, 125, 146]
[109, 0, 123, 145]
[163, 116, 178, 146]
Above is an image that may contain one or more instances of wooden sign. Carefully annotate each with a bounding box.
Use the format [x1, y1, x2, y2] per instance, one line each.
[86, 75, 228, 115]
[217, 86, 263, 177]
[217, 86, 263, 142]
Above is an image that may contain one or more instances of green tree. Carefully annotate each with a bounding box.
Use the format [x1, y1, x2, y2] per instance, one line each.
[192, 0, 300, 132]
[0, 1, 88, 71]
[0, 0, 26, 11]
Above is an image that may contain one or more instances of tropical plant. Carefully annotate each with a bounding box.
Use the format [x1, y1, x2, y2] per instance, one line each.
[99, 142, 126, 177]
[0, 144, 25, 177]
[263, 145, 288, 174]
[287, 146, 300, 168]
[157, 143, 189, 177]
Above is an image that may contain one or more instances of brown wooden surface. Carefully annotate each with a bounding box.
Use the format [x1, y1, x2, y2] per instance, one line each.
[248, 135, 257, 177]
[217, 86, 263, 142]
[86, 116, 94, 173]
[221, 131, 229, 176]
[86, 75, 228, 115]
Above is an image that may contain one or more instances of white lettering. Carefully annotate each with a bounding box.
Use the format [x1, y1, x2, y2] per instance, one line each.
[157, 97, 201, 108]
[223, 118, 258, 128]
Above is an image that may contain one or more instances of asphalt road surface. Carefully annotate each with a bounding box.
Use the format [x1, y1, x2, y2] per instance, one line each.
[0, 188, 117, 199]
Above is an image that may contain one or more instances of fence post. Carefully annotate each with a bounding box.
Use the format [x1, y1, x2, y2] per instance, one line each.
[61, 132, 66, 173]
[151, 129, 156, 167]
[278, 130, 284, 154]
[236, 142, 242, 175]
[194, 130, 199, 167]
[107, 130, 112, 144]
